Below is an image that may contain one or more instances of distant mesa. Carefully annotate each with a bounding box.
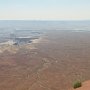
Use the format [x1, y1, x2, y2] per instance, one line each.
[8, 30, 42, 45]
[0, 30, 43, 47]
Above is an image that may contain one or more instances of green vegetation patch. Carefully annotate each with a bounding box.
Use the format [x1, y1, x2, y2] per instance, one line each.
[73, 81, 82, 89]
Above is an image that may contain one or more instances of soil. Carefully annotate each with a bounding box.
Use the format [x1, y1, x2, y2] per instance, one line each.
[0, 30, 90, 90]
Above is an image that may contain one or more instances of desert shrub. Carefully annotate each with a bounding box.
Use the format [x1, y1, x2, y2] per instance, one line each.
[73, 81, 82, 89]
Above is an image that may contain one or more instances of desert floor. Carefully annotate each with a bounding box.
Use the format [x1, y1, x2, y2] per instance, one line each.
[0, 30, 90, 90]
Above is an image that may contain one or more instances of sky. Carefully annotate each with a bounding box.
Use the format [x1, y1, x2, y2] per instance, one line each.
[0, 0, 90, 20]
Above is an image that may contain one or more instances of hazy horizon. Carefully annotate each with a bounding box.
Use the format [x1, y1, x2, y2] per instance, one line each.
[0, 20, 90, 31]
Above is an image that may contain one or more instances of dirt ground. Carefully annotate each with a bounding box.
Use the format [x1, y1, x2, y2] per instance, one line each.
[0, 30, 90, 90]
